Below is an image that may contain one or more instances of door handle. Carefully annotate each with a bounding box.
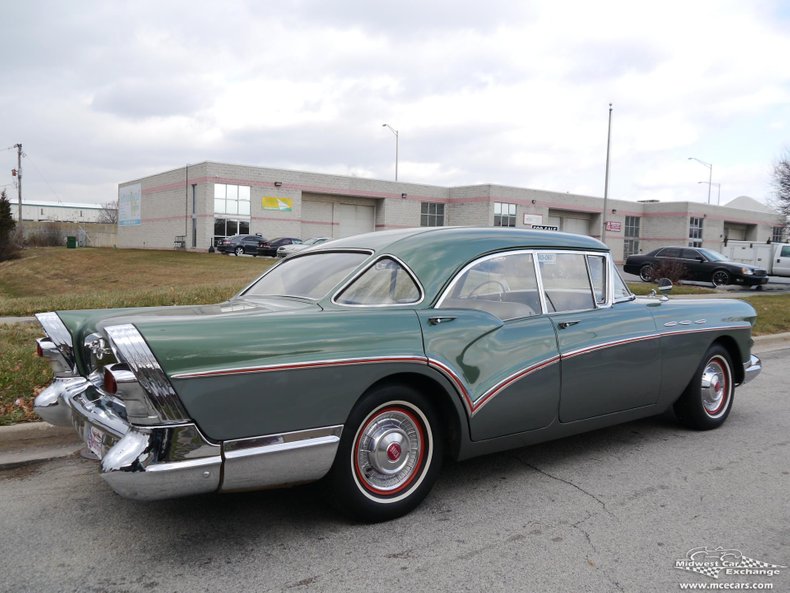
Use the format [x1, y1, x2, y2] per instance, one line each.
[428, 316, 456, 326]
[558, 320, 580, 329]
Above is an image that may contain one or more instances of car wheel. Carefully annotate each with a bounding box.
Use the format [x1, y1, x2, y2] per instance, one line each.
[639, 264, 654, 282]
[711, 270, 730, 287]
[327, 384, 444, 522]
[673, 345, 734, 430]
[234, 247, 244, 256]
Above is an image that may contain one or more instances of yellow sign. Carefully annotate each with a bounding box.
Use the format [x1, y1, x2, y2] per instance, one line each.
[262, 197, 293, 211]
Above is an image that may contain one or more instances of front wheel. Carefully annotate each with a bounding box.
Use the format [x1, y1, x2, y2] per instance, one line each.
[673, 345, 734, 430]
[234, 247, 244, 256]
[711, 269, 730, 287]
[639, 264, 654, 282]
[327, 384, 443, 522]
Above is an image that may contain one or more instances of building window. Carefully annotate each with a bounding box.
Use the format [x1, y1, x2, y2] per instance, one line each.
[689, 216, 703, 247]
[772, 225, 786, 243]
[214, 183, 251, 216]
[213, 218, 250, 245]
[623, 215, 640, 257]
[494, 202, 516, 227]
[420, 202, 445, 227]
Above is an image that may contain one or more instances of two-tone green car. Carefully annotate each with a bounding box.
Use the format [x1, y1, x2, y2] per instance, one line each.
[33, 227, 761, 521]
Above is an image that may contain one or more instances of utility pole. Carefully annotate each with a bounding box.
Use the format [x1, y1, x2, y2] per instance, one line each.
[14, 143, 22, 230]
[601, 104, 613, 246]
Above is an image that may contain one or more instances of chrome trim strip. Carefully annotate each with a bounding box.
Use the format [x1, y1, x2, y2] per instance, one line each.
[563, 333, 662, 360]
[105, 324, 190, 423]
[740, 354, 761, 385]
[171, 355, 428, 380]
[427, 355, 561, 416]
[331, 254, 426, 308]
[221, 425, 344, 492]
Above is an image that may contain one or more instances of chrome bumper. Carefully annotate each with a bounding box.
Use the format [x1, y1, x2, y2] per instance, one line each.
[33, 377, 342, 500]
[741, 354, 761, 385]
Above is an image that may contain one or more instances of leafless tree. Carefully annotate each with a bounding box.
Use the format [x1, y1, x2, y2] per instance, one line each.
[98, 200, 119, 224]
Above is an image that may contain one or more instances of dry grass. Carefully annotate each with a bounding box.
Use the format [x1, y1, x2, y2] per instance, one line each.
[0, 247, 273, 316]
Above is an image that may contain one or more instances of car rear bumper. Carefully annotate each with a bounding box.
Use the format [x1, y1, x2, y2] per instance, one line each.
[741, 354, 761, 385]
[34, 377, 343, 500]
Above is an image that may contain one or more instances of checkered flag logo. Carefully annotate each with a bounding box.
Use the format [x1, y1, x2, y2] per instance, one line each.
[675, 547, 786, 580]
[737, 556, 786, 570]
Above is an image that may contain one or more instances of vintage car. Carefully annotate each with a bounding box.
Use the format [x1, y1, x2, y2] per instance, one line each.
[33, 227, 761, 522]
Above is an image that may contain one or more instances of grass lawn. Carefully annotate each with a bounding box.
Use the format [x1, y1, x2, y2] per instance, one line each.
[0, 247, 272, 316]
[0, 248, 788, 425]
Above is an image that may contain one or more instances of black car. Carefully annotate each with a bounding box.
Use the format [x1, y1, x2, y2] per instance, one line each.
[624, 246, 768, 287]
[216, 234, 266, 256]
[257, 237, 302, 257]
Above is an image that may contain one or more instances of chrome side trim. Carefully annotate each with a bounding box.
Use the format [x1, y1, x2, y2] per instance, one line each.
[221, 425, 343, 492]
[740, 354, 761, 386]
[171, 355, 427, 380]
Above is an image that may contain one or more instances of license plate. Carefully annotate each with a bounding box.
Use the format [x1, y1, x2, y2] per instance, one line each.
[86, 426, 106, 459]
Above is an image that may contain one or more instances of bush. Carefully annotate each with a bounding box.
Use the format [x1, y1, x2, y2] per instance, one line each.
[651, 259, 689, 284]
[24, 224, 66, 247]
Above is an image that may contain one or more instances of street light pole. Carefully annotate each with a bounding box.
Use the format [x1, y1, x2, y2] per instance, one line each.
[382, 123, 399, 181]
[601, 104, 613, 245]
[688, 157, 712, 204]
[698, 181, 721, 205]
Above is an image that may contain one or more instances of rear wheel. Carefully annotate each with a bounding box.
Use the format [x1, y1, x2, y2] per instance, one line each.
[234, 246, 244, 256]
[327, 384, 443, 522]
[711, 269, 730, 287]
[673, 345, 734, 430]
[639, 264, 654, 282]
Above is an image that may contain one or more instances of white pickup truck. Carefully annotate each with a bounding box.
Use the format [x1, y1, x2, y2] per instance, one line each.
[721, 240, 790, 277]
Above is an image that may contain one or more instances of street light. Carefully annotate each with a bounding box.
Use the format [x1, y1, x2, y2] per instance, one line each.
[382, 123, 399, 181]
[698, 181, 721, 205]
[688, 157, 713, 204]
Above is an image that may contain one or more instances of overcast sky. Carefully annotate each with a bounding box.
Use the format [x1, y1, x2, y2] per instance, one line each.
[2, 0, 789, 208]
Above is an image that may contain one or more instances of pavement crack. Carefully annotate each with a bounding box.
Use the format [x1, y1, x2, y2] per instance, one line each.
[514, 456, 615, 518]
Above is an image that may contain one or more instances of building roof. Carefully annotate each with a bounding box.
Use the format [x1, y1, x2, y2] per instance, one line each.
[724, 196, 775, 213]
[21, 200, 104, 209]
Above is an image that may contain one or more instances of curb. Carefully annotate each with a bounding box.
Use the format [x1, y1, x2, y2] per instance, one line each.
[752, 332, 790, 354]
[0, 421, 77, 446]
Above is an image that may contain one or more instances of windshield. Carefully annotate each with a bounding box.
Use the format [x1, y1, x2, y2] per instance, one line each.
[243, 251, 369, 300]
[698, 249, 728, 262]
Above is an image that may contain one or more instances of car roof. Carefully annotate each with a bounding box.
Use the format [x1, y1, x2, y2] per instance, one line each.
[321, 227, 607, 300]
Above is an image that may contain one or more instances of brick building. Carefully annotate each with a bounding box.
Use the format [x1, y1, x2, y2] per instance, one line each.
[118, 162, 784, 263]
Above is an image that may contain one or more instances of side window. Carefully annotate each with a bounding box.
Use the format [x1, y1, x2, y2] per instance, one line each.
[659, 247, 680, 258]
[586, 255, 607, 304]
[781, 246, 790, 258]
[335, 257, 420, 305]
[440, 252, 541, 320]
[538, 252, 595, 312]
[681, 248, 700, 260]
[612, 265, 632, 302]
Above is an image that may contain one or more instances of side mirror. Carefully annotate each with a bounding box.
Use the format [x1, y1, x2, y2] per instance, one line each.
[657, 278, 673, 292]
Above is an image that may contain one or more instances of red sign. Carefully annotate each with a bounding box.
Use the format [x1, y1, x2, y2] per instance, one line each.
[605, 221, 622, 232]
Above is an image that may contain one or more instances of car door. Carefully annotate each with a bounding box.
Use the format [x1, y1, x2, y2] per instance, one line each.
[681, 248, 709, 281]
[774, 245, 790, 276]
[242, 236, 260, 254]
[419, 251, 560, 441]
[539, 252, 662, 422]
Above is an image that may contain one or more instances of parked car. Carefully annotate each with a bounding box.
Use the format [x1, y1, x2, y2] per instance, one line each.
[721, 240, 790, 277]
[33, 228, 761, 522]
[216, 234, 266, 256]
[624, 246, 769, 287]
[276, 236, 331, 258]
[257, 237, 302, 257]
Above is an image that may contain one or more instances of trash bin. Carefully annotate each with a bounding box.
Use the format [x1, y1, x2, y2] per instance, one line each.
[66, 236, 77, 249]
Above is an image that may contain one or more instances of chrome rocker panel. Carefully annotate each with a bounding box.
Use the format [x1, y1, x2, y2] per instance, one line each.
[33, 379, 343, 501]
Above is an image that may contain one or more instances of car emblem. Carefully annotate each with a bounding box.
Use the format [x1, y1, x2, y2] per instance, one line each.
[386, 442, 402, 461]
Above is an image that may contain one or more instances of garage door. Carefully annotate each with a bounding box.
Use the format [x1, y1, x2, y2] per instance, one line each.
[724, 224, 747, 241]
[301, 200, 335, 238]
[336, 204, 374, 238]
[563, 217, 590, 235]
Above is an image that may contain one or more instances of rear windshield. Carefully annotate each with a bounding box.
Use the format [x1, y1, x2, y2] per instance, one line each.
[243, 252, 369, 300]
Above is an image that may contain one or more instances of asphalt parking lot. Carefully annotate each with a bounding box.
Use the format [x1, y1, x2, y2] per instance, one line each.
[1, 347, 788, 593]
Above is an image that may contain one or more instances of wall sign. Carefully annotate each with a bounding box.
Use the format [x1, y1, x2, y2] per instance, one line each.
[262, 197, 293, 211]
[118, 184, 141, 226]
[605, 221, 622, 232]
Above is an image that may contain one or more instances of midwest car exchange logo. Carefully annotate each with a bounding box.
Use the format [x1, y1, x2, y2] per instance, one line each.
[675, 547, 786, 580]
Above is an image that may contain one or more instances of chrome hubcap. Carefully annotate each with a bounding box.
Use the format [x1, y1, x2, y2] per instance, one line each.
[701, 358, 729, 416]
[355, 408, 422, 493]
